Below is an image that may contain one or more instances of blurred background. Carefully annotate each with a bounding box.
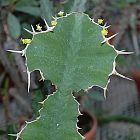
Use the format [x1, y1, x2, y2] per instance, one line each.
[0, 0, 140, 140]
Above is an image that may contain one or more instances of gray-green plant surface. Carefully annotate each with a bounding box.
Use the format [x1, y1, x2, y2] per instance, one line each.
[8, 12, 130, 140]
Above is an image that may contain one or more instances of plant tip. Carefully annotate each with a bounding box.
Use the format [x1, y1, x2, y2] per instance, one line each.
[101, 28, 108, 36]
[58, 11, 64, 17]
[36, 24, 42, 31]
[21, 39, 32, 45]
[51, 20, 57, 27]
[98, 18, 104, 25]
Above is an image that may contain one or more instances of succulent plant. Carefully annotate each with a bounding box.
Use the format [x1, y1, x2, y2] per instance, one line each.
[8, 12, 131, 140]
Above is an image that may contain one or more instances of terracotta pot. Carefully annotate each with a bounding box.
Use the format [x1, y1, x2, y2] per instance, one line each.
[84, 114, 97, 140]
[132, 69, 140, 96]
[78, 111, 97, 140]
[107, 28, 116, 45]
[74, 90, 97, 140]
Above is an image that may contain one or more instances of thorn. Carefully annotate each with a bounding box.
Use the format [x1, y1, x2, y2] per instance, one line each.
[101, 33, 118, 44]
[112, 61, 116, 71]
[39, 99, 47, 105]
[27, 71, 30, 93]
[116, 50, 134, 55]
[8, 134, 17, 137]
[43, 18, 54, 31]
[99, 21, 110, 29]
[103, 22, 107, 27]
[21, 49, 26, 56]
[91, 18, 94, 22]
[103, 79, 110, 99]
[113, 70, 133, 81]
[16, 134, 20, 140]
[43, 18, 50, 29]
[66, 13, 71, 16]
[7, 50, 23, 54]
[31, 25, 35, 33]
[52, 16, 57, 20]
[24, 28, 33, 35]
[39, 71, 45, 81]
[104, 25, 111, 29]
[103, 88, 107, 99]
[77, 126, 82, 130]
[38, 101, 45, 105]
[7, 49, 26, 56]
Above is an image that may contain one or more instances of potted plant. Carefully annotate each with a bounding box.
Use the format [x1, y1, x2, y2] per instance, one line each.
[8, 12, 127, 140]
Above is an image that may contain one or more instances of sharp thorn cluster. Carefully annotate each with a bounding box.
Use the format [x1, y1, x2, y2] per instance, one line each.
[27, 71, 31, 93]
[31, 25, 35, 33]
[24, 28, 33, 35]
[7, 49, 26, 56]
[43, 18, 50, 29]
[101, 33, 118, 44]
[39, 71, 45, 81]
[116, 50, 134, 55]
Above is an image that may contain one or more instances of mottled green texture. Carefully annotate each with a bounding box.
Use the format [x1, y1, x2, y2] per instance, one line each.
[21, 13, 117, 139]
[21, 91, 81, 140]
[7, 12, 21, 39]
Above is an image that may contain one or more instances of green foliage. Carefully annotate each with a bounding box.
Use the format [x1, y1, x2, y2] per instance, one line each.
[3, 0, 95, 39]
[3, 0, 53, 39]
[64, 0, 87, 13]
[32, 90, 44, 118]
[40, 0, 54, 23]
[15, 6, 41, 17]
[7, 124, 17, 140]
[7, 12, 21, 39]
[15, 0, 39, 7]
[18, 13, 117, 139]
[1, 0, 17, 6]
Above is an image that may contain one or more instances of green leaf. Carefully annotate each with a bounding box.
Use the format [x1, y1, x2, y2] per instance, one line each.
[1, 0, 17, 6]
[40, 0, 54, 24]
[116, 55, 126, 66]
[1, 0, 10, 6]
[64, 0, 87, 13]
[32, 90, 44, 118]
[20, 13, 117, 139]
[21, 23, 33, 38]
[80, 86, 105, 115]
[7, 12, 21, 39]
[91, 91, 104, 101]
[15, 6, 40, 17]
[15, 0, 39, 7]
[7, 124, 17, 140]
